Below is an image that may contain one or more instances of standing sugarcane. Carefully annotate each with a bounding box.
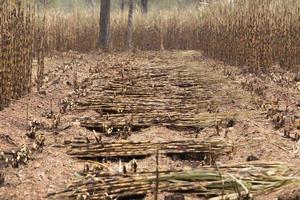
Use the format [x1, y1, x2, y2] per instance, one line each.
[37, 16, 45, 91]
[0, 1, 40, 110]
[99, 0, 111, 50]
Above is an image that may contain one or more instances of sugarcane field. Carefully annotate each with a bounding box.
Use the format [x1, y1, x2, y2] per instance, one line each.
[1, 0, 300, 199]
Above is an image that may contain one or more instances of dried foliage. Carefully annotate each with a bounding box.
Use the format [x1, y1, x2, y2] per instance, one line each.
[49, 162, 300, 200]
[73, 57, 237, 135]
[65, 138, 234, 164]
[41, 0, 299, 72]
[199, 0, 300, 72]
[42, 8, 201, 52]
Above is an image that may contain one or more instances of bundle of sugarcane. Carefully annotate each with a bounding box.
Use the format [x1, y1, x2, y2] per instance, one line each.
[77, 102, 202, 116]
[74, 64, 233, 108]
[76, 93, 218, 108]
[72, 58, 244, 135]
[85, 76, 224, 96]
[74, 94, 242, 117]
[75, 86, 245, 120]
[79, 112, 235, 133]
[66, 138, 234, 160]
[48, 162, 300, 200]
[80, 86, 210, 99]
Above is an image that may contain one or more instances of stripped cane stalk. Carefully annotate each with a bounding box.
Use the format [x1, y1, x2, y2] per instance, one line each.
[155, 149, 159, 200]
[49, 162, 300, 200]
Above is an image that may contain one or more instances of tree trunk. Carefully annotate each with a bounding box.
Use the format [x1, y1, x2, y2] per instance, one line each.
[99, 0, 111, 50]
[127, 0, 134, 50]
[120, 0, 125, 12]
[86, 0, 95, 8]
[177, 0, 183, 10]
[39, 0, 52, 5]
[141, 0, 148, 14]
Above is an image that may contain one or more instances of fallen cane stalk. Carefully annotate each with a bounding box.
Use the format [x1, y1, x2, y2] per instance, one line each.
[48, 162, 300, 200]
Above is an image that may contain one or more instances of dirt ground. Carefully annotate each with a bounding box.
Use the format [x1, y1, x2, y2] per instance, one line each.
[0, 51, 299, 200]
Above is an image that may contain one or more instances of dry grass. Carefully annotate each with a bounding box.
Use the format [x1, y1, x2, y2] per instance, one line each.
[41, 0, 300, 72]
[42, 7, 201, 52]
[43, 8, 99, 52]
[198, 0, 300, 72]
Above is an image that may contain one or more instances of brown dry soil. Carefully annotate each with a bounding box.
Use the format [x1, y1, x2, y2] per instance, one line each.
[0, 51, 299, 200]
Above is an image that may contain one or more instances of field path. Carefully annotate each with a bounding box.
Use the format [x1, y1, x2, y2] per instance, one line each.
[0, 51, 299, 200]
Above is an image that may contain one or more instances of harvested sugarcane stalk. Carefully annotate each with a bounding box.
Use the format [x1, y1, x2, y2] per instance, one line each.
[48, 162, 300, 200]
[0, 171, 4, 186]
[79, 112, 235, 134]
[66, 61, 251, 135]
[66, 138, 234, 163]
[69, 61, 248, 134]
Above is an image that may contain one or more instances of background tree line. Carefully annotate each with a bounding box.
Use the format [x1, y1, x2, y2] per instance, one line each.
[33, 0, 202, 10]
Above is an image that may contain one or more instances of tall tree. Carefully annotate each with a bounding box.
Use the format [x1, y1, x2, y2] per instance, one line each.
[38, 0, 52, 6]
[99, 0, 111, 50]
[86, 0, 95, 8]
[127, 0, 134, 50]
[141, 0, 148, 14]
